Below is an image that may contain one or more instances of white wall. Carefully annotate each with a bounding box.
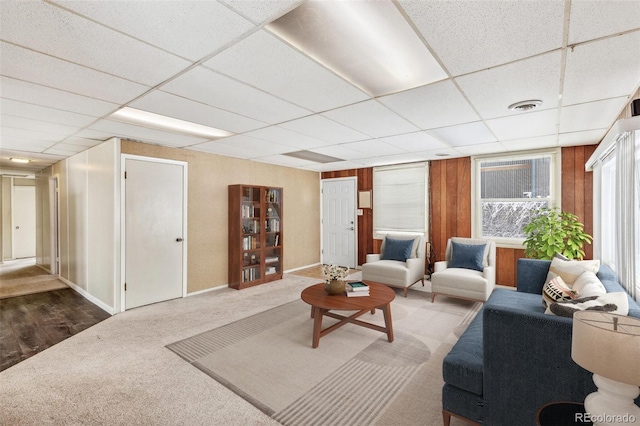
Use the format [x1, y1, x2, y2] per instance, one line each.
[40, 138, 120, 314]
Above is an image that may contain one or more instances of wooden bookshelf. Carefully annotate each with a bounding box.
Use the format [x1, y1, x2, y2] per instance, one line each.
[228, 185, 283, 289]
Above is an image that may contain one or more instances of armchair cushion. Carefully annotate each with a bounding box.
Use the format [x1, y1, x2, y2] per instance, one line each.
[380, 237, 415, 262]
[448, 241, 486, 272]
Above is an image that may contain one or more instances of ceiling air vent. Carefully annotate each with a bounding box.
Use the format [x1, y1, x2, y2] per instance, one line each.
[508, 100, 542, 112]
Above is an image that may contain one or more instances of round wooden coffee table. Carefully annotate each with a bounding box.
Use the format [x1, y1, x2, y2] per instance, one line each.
[300, 281, 395, 348]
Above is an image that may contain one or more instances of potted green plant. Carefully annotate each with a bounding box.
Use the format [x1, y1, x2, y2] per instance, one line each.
[522, 207, 593, 260]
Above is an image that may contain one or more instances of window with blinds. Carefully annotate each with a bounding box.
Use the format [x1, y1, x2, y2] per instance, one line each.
[372, 163, 428, 238]
[473, 151, 559, 244]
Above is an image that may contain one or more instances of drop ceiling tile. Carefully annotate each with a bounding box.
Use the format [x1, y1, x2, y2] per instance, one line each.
[500, 135, 559, 151]
[188, 140, 255, 160]
[569, 0, 640, 44]
[223, 0, 303, 25]
[485, 109, 558, 141]
[378, 132, 449, 152]
[339, 139, 405, 157]
[244, 126, 330, 150]
[72, 128, 116, 141]
[0, 134, 56, 150]
[379, 80, 479, 129]
[560, 98, 628, 133]
[62, 138, 106, 148]
[205, 30, 369, 112]
[278, 115, 369, 143]
[415, 148, 463, 160]
[1, 99, 97, 128]
[253, 154, 317, 168]
[0, 42, 149, 104]
[218, 134, 292, 156]
[322, 100, 419, 138]
[399, 0, 564, 76]
[456, 51, 562, 120]
[1, 1, 190, 86]
[310, 145, 370, 161]
[90, 120, 208, 147]
[130, 90, 265, 134]
[0, 77, 118, 117]
[55, 0, 255, 61]
[559, 129, 607, 147]
[46, 143, 90, 153]
[453, 142, 509, 156]
[563, 32, 640, 106]
[1, 115, 80, 137]
[163, 67, 310, 125]
[427, 122, 496, 147]
[357, 153, 428, 168]
[44, 147, 85, 156]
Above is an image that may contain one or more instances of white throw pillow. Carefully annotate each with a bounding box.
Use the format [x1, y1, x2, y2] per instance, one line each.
[572, 271, 606, 298]
[546, 292, 629, 317]
[542, 274, 577, 308]
[547, 257, 600, 286]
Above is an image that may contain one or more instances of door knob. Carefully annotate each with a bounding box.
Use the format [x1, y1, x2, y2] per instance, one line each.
[176, 238, 183, 242]
[349, 227, 354, 231]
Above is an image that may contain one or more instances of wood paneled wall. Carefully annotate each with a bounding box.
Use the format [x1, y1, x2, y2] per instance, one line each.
[322, 145, 596, 286]
[429, 158, 472, 261]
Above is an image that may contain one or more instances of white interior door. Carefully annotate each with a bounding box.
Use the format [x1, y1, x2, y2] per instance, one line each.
[124, 157, 186, 310]
[13, 185, 36, 259]
[322, 178, 356, 268]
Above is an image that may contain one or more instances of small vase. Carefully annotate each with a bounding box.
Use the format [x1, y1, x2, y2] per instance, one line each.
[324, 279, 346, 295]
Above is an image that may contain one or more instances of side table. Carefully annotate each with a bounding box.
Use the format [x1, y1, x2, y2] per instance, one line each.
[537, 402, 593, 426]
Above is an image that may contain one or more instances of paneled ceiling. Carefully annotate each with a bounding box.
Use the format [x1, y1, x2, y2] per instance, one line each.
[1, 0, 639, 175]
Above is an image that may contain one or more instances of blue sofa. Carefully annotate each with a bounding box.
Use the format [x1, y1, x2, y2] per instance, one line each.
[441, 258, 640, 425]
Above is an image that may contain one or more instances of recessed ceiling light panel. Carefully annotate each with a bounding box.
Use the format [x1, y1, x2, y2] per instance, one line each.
[110, 107, 233, 139]
[10, 157, 30, 163]
[508, 100, 543, 112]
[267, 1, 447, 97]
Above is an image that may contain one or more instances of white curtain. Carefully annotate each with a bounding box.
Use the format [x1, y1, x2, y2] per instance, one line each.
[615, 130, 637, 299]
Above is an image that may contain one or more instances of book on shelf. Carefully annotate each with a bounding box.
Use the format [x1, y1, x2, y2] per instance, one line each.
[346, 282, 369, 292]
[346, 290, 369, 297]
[265, 256, 279, 263]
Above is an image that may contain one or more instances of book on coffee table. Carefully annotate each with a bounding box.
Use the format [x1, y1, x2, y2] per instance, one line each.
[346, 282, 369, 292]
[346, 290, 369, 297]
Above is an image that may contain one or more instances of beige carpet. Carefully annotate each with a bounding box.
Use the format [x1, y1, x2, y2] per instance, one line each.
[0, 271, 477, 425]
[168, 274, 481, 426]
[0, 258, 67, 299]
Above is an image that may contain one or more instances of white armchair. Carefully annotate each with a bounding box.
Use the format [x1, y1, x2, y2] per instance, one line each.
[362, 234, 426, 297]
[430, 237, 496, 303]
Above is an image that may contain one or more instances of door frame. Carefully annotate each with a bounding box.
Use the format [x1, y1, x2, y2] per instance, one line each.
[320, 176, 358, 268]
[49, 175, 60, 275]
[120, 154, 188, 312]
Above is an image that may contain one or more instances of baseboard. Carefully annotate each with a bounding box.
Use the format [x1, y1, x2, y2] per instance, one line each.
[284, 262, 321, 273]
[186, 285, 228, 297]
[58, 277, 115, 315]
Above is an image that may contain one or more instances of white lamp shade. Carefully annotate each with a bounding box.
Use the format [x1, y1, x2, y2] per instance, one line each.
[571, 311, 640, 386]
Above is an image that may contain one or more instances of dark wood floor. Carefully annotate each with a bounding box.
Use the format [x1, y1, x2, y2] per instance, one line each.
[0, 289, 111, 372]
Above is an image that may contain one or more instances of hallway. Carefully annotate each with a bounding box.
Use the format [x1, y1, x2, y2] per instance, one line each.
[0, 258, 110, 372]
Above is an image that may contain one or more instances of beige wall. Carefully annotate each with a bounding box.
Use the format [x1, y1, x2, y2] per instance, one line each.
[121, 140, 321, 293]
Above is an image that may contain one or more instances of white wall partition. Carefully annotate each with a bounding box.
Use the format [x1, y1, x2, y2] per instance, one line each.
[40, 138, 120, 314]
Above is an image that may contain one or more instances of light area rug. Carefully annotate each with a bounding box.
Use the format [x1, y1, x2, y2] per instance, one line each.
[167, 280, 481, 426]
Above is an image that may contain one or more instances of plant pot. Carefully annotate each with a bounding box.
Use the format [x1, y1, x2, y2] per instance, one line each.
[324, 279, 346, 295]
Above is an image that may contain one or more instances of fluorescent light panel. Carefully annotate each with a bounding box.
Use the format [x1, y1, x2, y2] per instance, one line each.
[284, 150, 344, 163]
[267, 0, 447, 97]
[110, 107, 233, 139]
[10, 157, 30, 163]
